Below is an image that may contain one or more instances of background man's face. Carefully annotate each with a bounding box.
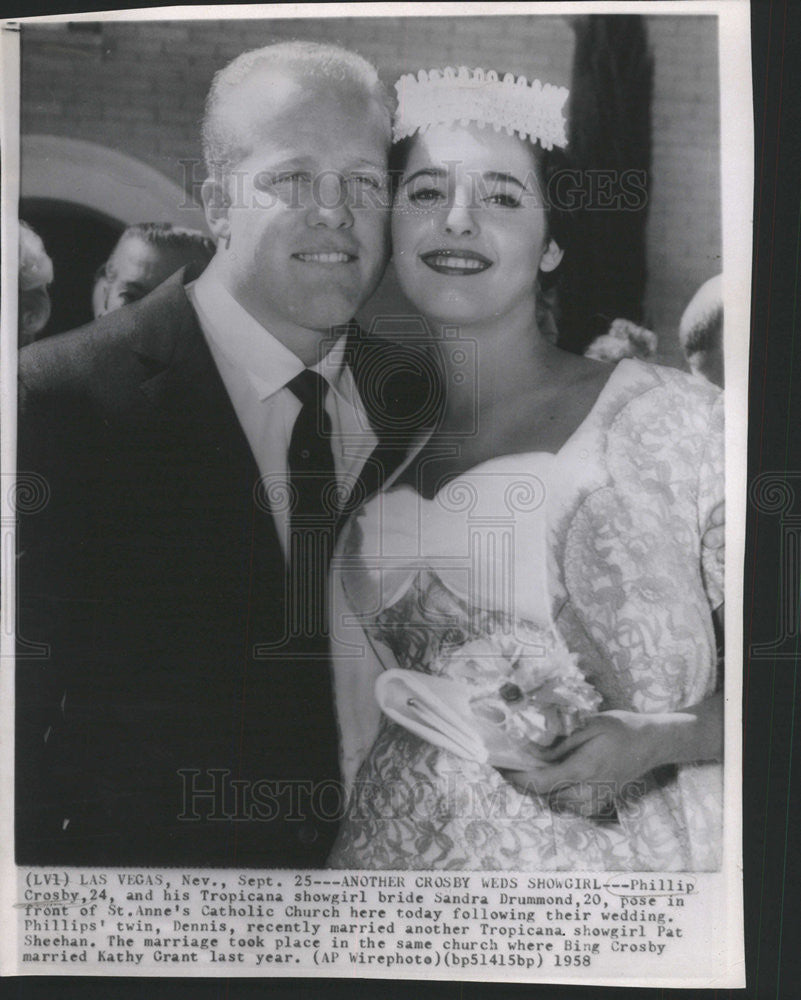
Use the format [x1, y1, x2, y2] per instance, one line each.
[100, 236, 189, 316]
[211, 69, 391, 334]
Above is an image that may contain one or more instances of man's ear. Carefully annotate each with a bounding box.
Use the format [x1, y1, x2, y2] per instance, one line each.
[201, 177, 231, 243]
[538, 238, 564, 274]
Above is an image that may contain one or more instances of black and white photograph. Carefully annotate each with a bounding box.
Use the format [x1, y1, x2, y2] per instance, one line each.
[1, 1, 753, 987]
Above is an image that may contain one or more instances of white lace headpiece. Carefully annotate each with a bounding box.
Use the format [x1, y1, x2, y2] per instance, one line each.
[393, 66, 570, 150]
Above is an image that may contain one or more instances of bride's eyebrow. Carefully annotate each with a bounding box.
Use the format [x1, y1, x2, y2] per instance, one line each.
[403, 167, 447, 186]
[482, 171, 526, 189]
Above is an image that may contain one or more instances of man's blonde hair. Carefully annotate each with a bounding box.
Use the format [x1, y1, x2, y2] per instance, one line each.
[202, 41, 392, 182]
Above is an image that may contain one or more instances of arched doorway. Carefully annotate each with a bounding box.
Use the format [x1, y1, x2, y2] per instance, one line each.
[20, 199, 121, 334]
[20, 135, 208, 337]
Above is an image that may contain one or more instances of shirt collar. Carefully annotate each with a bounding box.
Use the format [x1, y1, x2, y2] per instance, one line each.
[191, 261, 352, 402]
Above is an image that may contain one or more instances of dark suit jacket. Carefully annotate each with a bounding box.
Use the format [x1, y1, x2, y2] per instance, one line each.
[16, 270, 436, 867]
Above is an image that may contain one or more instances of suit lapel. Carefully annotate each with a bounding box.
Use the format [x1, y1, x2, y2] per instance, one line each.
[133, 273, 256, 474]
[131, 272, 283, 567]
[342, 323, 440, 517]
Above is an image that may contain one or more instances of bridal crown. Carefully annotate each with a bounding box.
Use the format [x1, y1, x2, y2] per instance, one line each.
[393, 67, 570, 150]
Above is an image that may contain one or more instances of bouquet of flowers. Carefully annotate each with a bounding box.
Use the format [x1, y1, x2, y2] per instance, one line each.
[375, 622, 601, 769]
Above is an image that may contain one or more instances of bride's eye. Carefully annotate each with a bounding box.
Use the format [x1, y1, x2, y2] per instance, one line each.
[407, 186, 445, 205]
[485, 191, 522, 208]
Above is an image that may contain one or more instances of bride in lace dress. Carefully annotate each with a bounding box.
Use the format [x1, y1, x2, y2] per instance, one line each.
[327, 68, 724, 871]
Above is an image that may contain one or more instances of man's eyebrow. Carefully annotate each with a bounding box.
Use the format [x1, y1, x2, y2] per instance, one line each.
[259, 157, 310, 171]
[254, 157, 386, 177]
[349, 159, 387, 172]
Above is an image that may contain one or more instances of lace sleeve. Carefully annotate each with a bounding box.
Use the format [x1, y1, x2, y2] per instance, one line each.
[698, 392, 725, 612]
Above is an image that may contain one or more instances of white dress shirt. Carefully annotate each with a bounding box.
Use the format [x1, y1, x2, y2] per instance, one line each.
[187, 263, 378, 557]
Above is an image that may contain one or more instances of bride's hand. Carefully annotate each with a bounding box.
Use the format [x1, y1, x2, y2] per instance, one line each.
[501, 711, 664, 817]
[501, 694, 723, 818]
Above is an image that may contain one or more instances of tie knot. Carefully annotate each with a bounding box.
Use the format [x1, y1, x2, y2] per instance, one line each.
[287, 369, 329, 408]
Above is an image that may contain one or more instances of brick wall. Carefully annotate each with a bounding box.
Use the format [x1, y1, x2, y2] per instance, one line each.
[20, 13, 720, 356]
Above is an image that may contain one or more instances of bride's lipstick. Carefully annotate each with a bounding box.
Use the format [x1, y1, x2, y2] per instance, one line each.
[419, 249, 492, 276]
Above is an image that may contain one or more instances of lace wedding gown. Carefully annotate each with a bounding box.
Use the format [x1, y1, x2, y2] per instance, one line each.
[328, 360, 724, 871]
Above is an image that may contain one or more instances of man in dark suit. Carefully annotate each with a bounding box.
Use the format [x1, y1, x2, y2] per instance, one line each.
[16, 41, 433, 867]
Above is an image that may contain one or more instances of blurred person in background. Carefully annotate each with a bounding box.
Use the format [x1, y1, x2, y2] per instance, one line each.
[18, 220, 54, 346]
[679, 273, 724, 388]
[584, 317, 657, 363]
[93, 222, 215, 318]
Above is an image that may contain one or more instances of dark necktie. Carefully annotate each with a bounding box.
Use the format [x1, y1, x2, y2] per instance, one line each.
[286, 369, 338, 639]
